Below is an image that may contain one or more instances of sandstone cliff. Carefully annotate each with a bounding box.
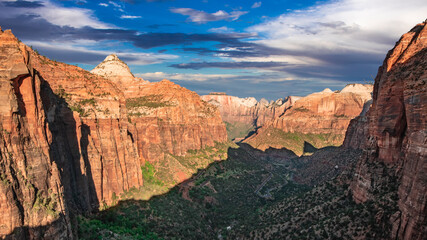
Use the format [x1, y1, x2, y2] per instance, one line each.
[244, 84, 373, 154]
[270, 84, 373, 135]
[0, 28, 227, 238]
[348, 21, 427, 240]
[201, 93, 299, 140]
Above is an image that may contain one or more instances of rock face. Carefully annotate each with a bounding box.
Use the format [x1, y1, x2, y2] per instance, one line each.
[90, 54, 149, 96]
[201, 93, 299, 139]
[91, 56, 227, 165]
[0, 28, 227, 238]
[348, 21, 427, 240]
[270, 84, 373, 135]
[243, 84, 373, 153]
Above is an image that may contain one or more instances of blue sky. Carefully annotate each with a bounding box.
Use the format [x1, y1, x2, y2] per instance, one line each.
[0, 0, 426, 100]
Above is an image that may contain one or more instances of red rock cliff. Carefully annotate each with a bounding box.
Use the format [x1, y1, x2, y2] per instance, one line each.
[201, 93, 299, 137]
[243, 84, 373, 153]
[0, 29, 227, 238]
[91, 55, 227, 172]
[271, 84, 373, 135]
[349, 21, 427, 240]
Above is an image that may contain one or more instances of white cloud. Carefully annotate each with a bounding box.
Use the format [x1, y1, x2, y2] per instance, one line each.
[135, 72, 238, 82]
[107, 0, 125, 12]
[247, 0, 427, 66]
[120, 15, 142, 19]
[252, 2, 262, 8]
[170, 8, 248, 23]
[39, 2, 112, 28]
[99, 3, 109, 7]
[25, 41, 178, 65]
[2, 0, 112, 29]
[208, 26, 235, 33]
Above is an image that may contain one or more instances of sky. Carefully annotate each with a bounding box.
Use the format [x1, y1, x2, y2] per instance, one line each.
[0, 0, 426, 100]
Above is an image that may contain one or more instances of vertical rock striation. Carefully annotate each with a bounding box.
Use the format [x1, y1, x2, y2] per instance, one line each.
[0, 29, 227, 238]
[270, 84, 373, 135]
[201, 93, 297, 128]
[348, 21, 427, 240]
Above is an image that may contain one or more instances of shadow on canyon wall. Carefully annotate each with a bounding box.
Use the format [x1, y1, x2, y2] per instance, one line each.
[4, 140, 359, 239]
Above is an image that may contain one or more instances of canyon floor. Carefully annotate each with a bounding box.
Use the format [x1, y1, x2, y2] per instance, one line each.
[1, 18, 425, 240]
[76, 143, 397, 240]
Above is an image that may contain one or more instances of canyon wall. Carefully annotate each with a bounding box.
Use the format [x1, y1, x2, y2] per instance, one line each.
[270, 84, 373, 135]
[244, 84, 373, 154]
[348, 21, 427, 240]
[201, 93, 299, 140]
[0, 28, 227, 238]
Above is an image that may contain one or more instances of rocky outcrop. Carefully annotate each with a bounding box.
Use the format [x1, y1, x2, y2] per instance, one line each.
[201, 93, 299, 139]
[90, 54, 149, 96]
[270, 84, 373, 135]
[91, 55, 227, 165]
[243, 84, 373, 153]
[0, 28, 227, 238]
[349, 21, 427, 240]
[342, 99, 372, 149]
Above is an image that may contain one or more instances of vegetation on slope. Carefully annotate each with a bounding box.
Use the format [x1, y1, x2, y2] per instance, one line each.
[224, 121, 255, 141]
[126, 95, 173, 109]
[245, 127, 344, 156]
[77, 142, 397, 240]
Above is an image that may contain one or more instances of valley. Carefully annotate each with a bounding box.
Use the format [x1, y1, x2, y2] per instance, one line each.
[0, 17, 426, 240]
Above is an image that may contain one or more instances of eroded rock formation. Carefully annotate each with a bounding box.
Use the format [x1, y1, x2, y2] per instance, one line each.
[243, 84, 373, 153]
[201, 93, 299, 140]
[0, 28, 227, 238]
[348, 21, 427, 240]
[270, 84, 373, 135]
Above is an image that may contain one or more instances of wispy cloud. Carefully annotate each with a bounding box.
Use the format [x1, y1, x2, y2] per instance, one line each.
[208, 26, 234, 33]
[170, 61, 289, 70]
[170, 7, 248, 23]
[135, 72, 238, 82]
[99, 3, 109, 7]
[0, 12, 256, 49]
[251, 2, 262, 9]
[0, 0, 112, 29]
[2, 0, 44, 8]
[25, 40, 178, 65]
[248, 0, 427, 64]
[120, 15, 142, 19]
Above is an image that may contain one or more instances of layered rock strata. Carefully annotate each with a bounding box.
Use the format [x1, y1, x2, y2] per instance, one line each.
[0, 29, 227, 238]
[243, 84, 373, 153]
[201, 93, 299, 128]
[270, 84, 373, 135]
[348, 21, 427, 240]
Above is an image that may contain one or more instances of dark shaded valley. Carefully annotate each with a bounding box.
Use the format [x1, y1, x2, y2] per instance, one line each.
[0, 19, 426, 240]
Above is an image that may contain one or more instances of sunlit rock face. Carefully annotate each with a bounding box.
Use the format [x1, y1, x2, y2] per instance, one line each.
[0, 27, 227, 239]
[201, 93, 299, 140]
[242, 84, 373, 154]
[349, 21, 427, 240]
[269, 84, 373, 135]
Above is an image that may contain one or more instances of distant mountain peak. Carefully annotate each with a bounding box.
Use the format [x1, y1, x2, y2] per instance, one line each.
[91, 54, 134, 81]
[104, 53, 120, 62]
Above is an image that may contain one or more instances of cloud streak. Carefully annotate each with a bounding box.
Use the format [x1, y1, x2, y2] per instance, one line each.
[25, 40, 178, 65]
[120, 15, 142, 19]
[135, 72, 238, 82]
[170, 8, 248, 23]
[0, 0, 112, 29]
[0, 13, 257, 49]
[251, 2, 261, 9]
[170, 61, 289, 70]
[248, 0, 427, 64]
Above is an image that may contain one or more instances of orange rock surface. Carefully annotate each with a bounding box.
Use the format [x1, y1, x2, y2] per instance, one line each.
[0, 28, 226, 238]
[201, 93, 299, 129]
[349, 21, 427, 240]
[270, 84, 373, 135]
